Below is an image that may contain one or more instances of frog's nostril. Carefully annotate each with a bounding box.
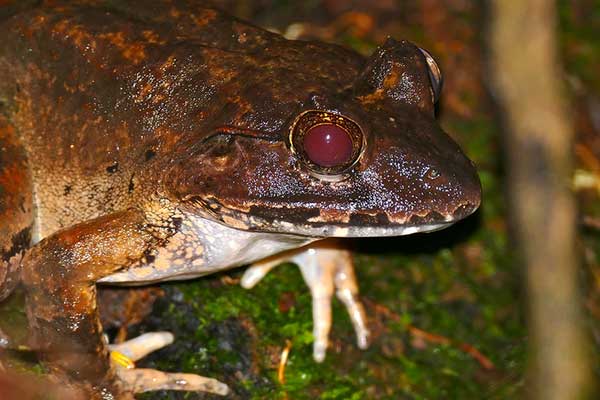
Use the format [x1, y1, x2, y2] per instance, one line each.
[303, 124, 353, 167]
[425, 167, 441, 180]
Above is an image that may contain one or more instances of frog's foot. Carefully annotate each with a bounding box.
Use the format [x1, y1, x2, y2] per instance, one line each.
[241, 240, 370, 362]
[109, 332, 230, 395]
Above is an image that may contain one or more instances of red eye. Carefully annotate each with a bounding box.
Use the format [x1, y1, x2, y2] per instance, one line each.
[290, 110, 363, 175]
[303, 124, 353, 168]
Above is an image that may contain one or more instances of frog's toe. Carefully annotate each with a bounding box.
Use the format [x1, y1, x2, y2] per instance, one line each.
[116, 368, 230, 395]
[336, 286, 369, 350]
[241, 256, 282, 288]
[240, 250, 298, 289]
[310, 293, 333, 362]
[109, 331, 174, 362]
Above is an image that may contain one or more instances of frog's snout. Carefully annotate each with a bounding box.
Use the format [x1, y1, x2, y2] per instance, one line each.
[442, 174, 481, 224]
[410, 150, 481, 226]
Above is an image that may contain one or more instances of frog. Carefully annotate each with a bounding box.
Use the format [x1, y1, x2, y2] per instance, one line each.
[0, 0, 481, 398]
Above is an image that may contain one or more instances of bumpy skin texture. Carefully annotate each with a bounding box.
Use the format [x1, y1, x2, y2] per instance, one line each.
[0, 0, 481, 398]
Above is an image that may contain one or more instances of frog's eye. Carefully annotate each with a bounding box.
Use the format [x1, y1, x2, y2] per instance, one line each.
[290, 110, 364, 177]
[303, 124, 353, 167]
[418, 48, 443, 103]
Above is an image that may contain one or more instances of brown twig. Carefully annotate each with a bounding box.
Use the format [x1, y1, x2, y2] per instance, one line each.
[407, 325, 494, 370]
[370, 301, 495, 370]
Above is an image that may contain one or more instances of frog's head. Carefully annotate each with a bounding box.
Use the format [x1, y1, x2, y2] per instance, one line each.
[165, 39, 481, 237]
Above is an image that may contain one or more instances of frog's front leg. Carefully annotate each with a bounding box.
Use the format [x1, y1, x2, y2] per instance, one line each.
[241, 239, 369, 361]
[21, 209, 228, 398]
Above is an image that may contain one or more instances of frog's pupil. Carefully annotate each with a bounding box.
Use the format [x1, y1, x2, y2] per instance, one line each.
[302, 124, 353, 168]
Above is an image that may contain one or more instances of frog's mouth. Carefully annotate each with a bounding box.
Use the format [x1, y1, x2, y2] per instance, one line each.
[184, 196, 477, 238]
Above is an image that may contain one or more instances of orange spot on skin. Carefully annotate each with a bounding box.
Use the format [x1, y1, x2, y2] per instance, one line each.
[52, 20, 97, 53]
[382, 69, 400, 88]
[29, 14, 47, 34]
[357, 89, 385, 105]
[122, 43, 147, 64]
[0, 126, 26, 194]
[0, 164, 24, 194]
[16, 13, 48, 39]
[142, 30, 165, 45]
[191, 9, 217, 27]
[160, 55, 176, 71]
[169, 7, 181, 18]
[98, 31, 147, 64]
[0, 123, 14, 138]
[135, 82, 154, 103]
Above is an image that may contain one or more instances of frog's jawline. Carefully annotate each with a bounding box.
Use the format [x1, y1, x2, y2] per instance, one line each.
[244, 219, 454, 238]
[211, 205, 464, 238]
[188, 196, 478, 239]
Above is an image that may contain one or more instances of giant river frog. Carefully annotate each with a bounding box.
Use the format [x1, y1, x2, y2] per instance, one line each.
[0, 0, 481, 398]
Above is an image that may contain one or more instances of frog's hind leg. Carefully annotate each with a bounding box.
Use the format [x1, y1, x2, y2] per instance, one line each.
[0, 113, 33, 302]
[241, 239, 370, 362]
[21, 209, 229, 398]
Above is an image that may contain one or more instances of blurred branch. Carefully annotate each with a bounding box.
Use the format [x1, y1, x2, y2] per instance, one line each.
[489, 1, 593, 399]
[368, 300, 495, 371]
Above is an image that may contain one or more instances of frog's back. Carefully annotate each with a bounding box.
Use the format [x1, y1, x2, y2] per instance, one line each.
[0, 0, 290, 167]
[0, 0, 365, 237]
